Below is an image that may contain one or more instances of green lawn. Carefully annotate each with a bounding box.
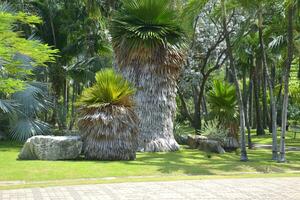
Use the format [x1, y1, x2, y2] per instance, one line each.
[175, 123, 300, 147]
[0, 140, 299, 189]
[252, 131, 300, 147]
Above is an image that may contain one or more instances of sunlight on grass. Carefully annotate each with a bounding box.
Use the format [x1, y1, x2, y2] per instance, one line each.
[0, 141, 299, 183]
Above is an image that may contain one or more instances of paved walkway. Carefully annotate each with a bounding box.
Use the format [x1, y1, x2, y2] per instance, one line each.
[0, 178, 299, 200]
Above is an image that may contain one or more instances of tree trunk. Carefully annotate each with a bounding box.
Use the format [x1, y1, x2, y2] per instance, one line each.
[262, 63, 270, 130]
[253, 58, 265, 135]
[193, 86, 202, 132]
[258, 9, 278, 160]
[279, 5, 294, 162]
[243, 67, 252, 149]
[221, 0, 248, 161]
[122, 65, 180, 152]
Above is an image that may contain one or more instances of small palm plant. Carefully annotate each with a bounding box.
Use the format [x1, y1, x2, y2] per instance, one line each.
[77, 69, 138, 160]
[207, 80, 239, 138]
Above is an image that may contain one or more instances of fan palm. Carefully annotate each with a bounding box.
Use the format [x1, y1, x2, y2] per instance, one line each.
[77, 69, 138, 160]
[207, 80, 238, 138]
[110, 0, 186, 152]
[5, 82, 52, 142]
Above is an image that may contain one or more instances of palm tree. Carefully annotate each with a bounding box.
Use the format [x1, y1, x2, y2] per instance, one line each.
[207, 80, 239, 138]
[110, 0, 186, 152]
[221, 0, 248, 161]
[279, 1, 295, 162]
[77, 69, 138, 160]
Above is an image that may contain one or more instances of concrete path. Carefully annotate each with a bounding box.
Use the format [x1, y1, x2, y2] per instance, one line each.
[0, 178, 299, 200]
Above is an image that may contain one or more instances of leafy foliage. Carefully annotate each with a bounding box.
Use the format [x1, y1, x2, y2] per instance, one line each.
[78, 69, 136, 108]
[0, 10, 58, 94]
[202, 120, 229, 145]
[207, 80, 238, 126]
[110, 0, 186, 66]
[7, 82, 52, 141]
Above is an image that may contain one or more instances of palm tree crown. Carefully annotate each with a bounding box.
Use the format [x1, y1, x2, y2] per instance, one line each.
[77, 68, 135, 108]
[110, 0, 186, 67]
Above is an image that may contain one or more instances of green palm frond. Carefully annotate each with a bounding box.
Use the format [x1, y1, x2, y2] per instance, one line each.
[110, 0, 186, 66]
[7, 82, 52, 141]
[9, 118, 51, 142]
[12, 82, 52, 116]
[0, 99, 18, 114]
[78, 68, 136, 108]
[207, 80, 238, 125]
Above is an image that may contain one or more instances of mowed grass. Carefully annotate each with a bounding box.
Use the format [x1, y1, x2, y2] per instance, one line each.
[251, 130, 300, 147]
[0, 141, 299, 183]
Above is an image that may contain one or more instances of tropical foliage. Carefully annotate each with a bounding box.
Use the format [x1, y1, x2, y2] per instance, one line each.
[110, 0, 186, 66]
[77, 69, 135, 108]
[0, 0, 299, 164]
[77, 69, 138, 160]
[207, 80, 238, 127]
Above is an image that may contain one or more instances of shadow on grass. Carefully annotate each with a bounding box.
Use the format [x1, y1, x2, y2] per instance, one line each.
[2, 140, 300, 177]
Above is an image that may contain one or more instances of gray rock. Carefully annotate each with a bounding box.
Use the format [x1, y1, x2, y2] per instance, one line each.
[198, 139, 225, 154]
[18, 135, 82, 160]
[187, 135, 225, 154]
[187, 135, 208, 148]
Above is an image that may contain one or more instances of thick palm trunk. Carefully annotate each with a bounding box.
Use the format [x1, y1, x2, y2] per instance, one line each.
[279, 5, 294, 162]
[122, 65, 180, 152]
[221, 0, 247, 161]
[258, 10, 278, 160]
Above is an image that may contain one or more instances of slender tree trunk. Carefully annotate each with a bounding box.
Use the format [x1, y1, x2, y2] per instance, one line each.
[258, 9, 278, 160]
[247, 71, 253, 149]
[243, 67, 252, 149]
[193, 86, 202, 132]
[279, 5, 294, 162]
[202, 95, 208, 116]
[69, 83, 77, 130]
[298, 57, 300, 79]
[122, 65, 180, 152]
[221, 0, 247, 161]
[253, 58, 265, 135]
[262, 63, 270, 130]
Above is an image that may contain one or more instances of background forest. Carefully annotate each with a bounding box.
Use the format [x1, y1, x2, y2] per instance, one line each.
[1, 0, 300, 163]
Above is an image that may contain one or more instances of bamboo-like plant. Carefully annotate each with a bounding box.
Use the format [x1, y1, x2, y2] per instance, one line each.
[77, 69, 138, 160]
[110, 0, 186, 152]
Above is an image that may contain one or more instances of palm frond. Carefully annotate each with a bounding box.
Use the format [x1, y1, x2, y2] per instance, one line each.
[110, 0, 186, 66]
[207, 80, 238, 125]
[12, 82, 52, 116]
[9, 118, 51, 142]
[0, 99, 18, 114]
[77, 68, 135, 108]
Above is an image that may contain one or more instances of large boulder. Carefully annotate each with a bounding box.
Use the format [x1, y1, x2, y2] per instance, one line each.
[187, 135, 208, 148]
[18, 136, 82, 160]
[187, 135, 225, 154]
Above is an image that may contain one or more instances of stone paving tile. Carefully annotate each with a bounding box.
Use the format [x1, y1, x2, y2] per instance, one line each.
[0, 178, 299, 200]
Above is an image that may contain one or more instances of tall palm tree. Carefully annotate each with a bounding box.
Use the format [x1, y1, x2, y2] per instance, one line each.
[110, 0, 186, 152]
[221, 0, 248, 161]
[77, 69, 138, 160]
[279, 1, 295, 162]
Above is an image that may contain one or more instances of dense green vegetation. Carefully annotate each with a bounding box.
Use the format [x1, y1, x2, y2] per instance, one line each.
[0, 0, 300, 187]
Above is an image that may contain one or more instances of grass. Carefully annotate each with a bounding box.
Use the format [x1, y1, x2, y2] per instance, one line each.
[251, 130, 300, 147]
[0, 140, 299, 190]
[175, 123, 300, 147]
